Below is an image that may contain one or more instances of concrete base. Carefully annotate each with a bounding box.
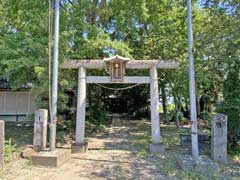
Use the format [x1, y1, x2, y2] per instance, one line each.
[31, 148, 71, 167]
[72, 141, 88, 153]
[177, 155, 219, 176]
[149, 143, 165, 153]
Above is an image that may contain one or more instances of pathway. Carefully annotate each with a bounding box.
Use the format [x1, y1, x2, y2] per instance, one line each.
[2, 118, 169, 180]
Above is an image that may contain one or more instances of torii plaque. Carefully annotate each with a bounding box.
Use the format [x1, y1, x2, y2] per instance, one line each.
[62, 55, 179, 153]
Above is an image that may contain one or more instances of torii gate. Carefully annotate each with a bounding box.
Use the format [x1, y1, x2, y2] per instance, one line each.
[62, 55, 179, 153]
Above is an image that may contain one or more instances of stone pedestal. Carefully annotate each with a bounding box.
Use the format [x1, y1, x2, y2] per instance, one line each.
[72, 142, 88, 153]
[31, 148, 71, 167]
[149, 143, 165, 153]
[177, 155, 219, 176]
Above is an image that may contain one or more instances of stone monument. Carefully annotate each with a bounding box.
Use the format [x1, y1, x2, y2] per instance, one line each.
[32, 109, 71, 167]
[33, 109, 48, 151]
[211, 113, 227, 163]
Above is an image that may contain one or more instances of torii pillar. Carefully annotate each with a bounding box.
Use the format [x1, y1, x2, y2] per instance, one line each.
[149, 66, 165, 153]
[72, 66, 88, 153]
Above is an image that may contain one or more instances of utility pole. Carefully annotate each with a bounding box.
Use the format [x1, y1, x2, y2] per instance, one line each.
[187, 0, 199, 159]
[50, 0, 60, 152]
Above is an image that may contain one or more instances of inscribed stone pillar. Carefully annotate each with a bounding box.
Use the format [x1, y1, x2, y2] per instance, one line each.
[76, 66, 86, 144]
[150, 66, 161, 144]
[211, 113, 227, 163]
[0, 120, 4, 169]
[33, 109, 48, 151]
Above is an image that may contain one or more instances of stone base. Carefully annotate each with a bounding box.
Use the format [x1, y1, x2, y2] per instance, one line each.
[149, 143, 165, 153]
[177, 155, 219, 176]
[72, 142, 88, 153]
[31, 148, 71, 167]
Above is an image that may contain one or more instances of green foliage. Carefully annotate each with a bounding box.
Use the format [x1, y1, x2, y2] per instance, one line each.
[4, 138, 18, 162]
[199, 110, 212, 122]
[24, 114, 34, 122]
[216, 70, 240, 149]
[89, 105, 107, 126]
[23, 159, 33, 170]
[159, 157, 177, 176]
[85, 104, 107, 133]
[130, 133, 150, 157]
[180, 171, 209, 180]
[179, 129, 191, 135]
[57, 117, 75, 133]
[0, 1, 50, 88]
[168, 109, 185, 123]
[161, 136, 180, 147]
[56, 130, 67, 143]
[0, 0, 239, 141]
[159, 155, 217, 180]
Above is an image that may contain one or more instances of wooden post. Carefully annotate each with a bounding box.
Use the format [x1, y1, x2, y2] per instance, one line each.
[76, 66, 86, 144]
[0, 120, 4, 169]
[150, 66, 161, 144]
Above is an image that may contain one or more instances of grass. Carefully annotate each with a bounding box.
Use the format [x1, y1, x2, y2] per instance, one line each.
[129, 124, 240, 180]
[232, 154, 240, 162]
[159, 156, 178, 176]
[161, 136, 180, 147]
[115, 165, 126, 180]
[4, 138, 19, 162]
[129, 132, 150, 157]
[23, 159, 32, 170]
[128, 122, 207, 179]
[0, 170, 4, 179]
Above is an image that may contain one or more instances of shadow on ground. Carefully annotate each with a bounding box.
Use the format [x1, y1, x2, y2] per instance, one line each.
[2, 118, 240, 180]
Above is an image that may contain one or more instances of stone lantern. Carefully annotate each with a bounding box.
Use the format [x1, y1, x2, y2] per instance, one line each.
[104, 55, 130, 82]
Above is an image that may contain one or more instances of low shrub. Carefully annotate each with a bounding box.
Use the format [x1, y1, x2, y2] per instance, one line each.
[4, 138, 18, 162]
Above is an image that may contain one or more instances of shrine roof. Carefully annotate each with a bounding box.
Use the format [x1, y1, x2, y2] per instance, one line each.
[103, 55, 131, 62]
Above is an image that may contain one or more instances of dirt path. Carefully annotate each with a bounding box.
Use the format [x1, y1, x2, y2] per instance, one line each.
[2, 119, 170, 180]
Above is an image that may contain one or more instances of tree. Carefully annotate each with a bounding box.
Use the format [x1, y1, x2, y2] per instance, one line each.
[217, 70, 240, 149]
[199, 0, 240, 150]
[1, 0, 239, 136]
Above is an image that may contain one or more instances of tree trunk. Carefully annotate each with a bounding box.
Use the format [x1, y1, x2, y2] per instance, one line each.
[175, 107, 180, 130]
[160, 81, 168, 124]
[174, 94, 180, 130]
[196, 98, 200, 116]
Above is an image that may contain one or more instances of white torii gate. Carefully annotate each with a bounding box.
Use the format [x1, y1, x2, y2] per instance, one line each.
[62, 55, 179, 153]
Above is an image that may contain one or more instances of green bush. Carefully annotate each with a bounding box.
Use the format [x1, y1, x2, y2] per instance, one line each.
[4, 138, 18, 162]
[199, 111, 212, 121]
[86, 105, 107, 133]
[25, 113, 34, 121]
[216, 70, 240, 150]
[56, 131, 67, 143]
